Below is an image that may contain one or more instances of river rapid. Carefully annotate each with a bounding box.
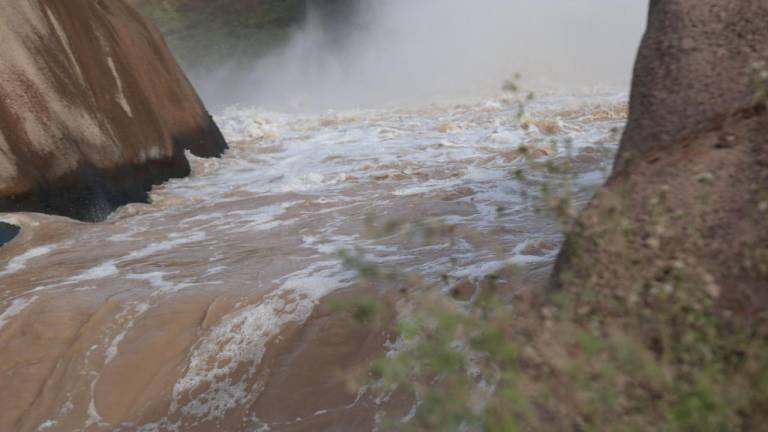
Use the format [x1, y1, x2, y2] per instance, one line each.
[0, 91, 626, 431]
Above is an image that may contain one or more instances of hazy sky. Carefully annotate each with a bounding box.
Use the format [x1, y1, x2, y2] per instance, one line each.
[202, 0, 648, 110]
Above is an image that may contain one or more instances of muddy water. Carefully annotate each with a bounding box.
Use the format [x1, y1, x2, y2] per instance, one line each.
[0, 92, 625, 432]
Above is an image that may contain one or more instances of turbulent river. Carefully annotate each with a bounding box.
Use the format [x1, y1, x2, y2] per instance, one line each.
[0, 91, 625, 431]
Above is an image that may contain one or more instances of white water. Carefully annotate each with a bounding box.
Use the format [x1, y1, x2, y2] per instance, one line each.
[0, 88, 626, 431]
[0, 1, 646, 428]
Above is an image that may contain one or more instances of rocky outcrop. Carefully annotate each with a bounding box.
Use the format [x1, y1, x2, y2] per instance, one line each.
[0, 0, 227, 221]
[554, 0, 768, 314]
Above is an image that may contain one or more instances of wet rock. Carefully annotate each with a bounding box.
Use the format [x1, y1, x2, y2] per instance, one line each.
[0, 0, 227, 222]
[553, 0, 768, 315]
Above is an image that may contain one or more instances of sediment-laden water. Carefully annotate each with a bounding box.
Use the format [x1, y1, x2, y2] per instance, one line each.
[0, 91, 625, 431]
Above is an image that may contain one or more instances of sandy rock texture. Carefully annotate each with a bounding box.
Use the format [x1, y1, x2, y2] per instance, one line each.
[0, 0, 227, 221]
[554, 0, 768, 313]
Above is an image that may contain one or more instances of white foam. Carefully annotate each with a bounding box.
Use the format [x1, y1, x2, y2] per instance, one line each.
[65, 261, 118, 284]
[85, 396, 104, 428]
[204, 266, 227, 277]
[124, 232, 207, 261]
[509, 239, 559, 264]
[483, 130, 523, 146]
[107, 225, 145, 242]
[36, 420, 57, 431]
[230, 201, 303, 232]
[301, 234, 360, 255]
[0, 245, 55, 277]
[449, 260, 511, 280]
[49, 235, 205, 287]
[127, 272, 194, 295]
[0, 295, 38, 331]
[0, 91, 625, 429]
[171, 263, 354, 421]
[392, 179, 462, 197]
[464, 166, 508, 183]
[104, 302, 150, 364]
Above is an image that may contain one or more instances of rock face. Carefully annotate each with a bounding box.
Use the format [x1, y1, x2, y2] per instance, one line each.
[0, 0, 227, 221]
[554, 0, 768, 313]
[615, 0, 768, 169]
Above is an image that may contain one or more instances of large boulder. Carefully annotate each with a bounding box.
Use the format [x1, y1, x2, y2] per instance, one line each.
[0, 0, 227, 221]
[554, 0, 768, 314]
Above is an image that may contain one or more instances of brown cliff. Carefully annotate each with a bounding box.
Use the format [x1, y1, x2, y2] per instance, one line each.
[0, 0, 227, 221]
[554, 0, 768, 314]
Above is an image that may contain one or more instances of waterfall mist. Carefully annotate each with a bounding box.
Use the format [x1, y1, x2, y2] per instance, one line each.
[196, 0, 648, 111]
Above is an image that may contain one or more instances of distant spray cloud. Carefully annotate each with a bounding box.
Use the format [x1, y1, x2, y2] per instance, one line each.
[198, 0, 648, 111]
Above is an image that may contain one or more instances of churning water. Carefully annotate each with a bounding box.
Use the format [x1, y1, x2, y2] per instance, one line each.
[0, 0, 648, 428]
[0, 89, 626, 431]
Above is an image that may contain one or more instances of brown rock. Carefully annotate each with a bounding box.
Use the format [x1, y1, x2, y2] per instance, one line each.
[0, 0, 227, 221]
[553, 0, 768, 315]
[615, 0, 768, 169]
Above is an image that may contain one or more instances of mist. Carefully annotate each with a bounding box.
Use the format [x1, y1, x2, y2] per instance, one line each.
[197, 0, 648, 111]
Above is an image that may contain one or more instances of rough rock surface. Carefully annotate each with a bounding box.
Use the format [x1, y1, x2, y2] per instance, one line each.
[0, 0, 227, 221]
[615, 0, 768, 168]
[554, 0, 768, 313]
